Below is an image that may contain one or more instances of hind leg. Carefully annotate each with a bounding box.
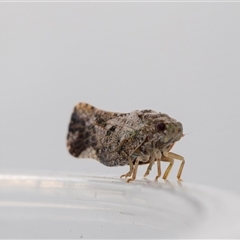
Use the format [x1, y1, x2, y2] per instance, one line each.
[120, 159, 134, 178]
[127, 158, 140, 183]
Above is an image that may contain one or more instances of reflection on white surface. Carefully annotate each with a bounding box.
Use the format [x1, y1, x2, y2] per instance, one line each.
[0, 172, 240, 238]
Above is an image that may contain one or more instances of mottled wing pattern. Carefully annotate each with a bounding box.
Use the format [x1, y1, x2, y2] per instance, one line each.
[67, 103, 98, 159]
[95, 111, 147, 166]
[67, 103, 147, 166]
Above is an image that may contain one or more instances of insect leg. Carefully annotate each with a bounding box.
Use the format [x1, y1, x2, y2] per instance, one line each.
[155, 158, 162, 180]
[167, 152, 185, 181]
[127, 158, 140, 183]
[161, 155, 174, 180]
[120, 159, 134, 178]
[143, 156, 155, 178]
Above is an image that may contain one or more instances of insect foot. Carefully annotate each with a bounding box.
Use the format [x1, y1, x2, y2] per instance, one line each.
[120, 171, 133, 178]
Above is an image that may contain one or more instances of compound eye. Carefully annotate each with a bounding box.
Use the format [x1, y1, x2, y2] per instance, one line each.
[156, 122, 166, 132]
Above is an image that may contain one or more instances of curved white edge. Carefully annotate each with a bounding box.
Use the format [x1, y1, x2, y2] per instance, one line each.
[0, 172, 240, 238]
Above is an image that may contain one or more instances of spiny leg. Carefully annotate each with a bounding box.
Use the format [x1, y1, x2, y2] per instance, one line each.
[120, 158, 134, 178]
[167, 152, 185, 181]
[127, 158, 140, 183]
[161, 156, 174, 180]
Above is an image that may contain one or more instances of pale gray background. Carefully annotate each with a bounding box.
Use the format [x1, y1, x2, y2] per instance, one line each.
[1, 2, 240, 193]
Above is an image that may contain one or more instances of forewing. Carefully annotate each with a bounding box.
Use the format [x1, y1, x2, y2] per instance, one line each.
[95, 111, 147, 166]
[67, 104, 147, 167]
[67, 103, 98, 159]
[67, 103, 129, 162]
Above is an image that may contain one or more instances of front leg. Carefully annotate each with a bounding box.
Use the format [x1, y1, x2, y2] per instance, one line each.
[161, 155, 174, 180]
[155, 158, 162, 181]
[167, 152, 185, 181]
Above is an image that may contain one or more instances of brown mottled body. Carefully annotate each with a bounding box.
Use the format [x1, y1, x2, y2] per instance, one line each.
[67, 103, 185, 182]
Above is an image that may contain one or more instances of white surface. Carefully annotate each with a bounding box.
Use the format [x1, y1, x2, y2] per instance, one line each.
[0, 172, 240, 238]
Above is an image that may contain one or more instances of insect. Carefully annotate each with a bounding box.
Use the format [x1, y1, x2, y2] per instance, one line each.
[67, 103, 185, 182]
